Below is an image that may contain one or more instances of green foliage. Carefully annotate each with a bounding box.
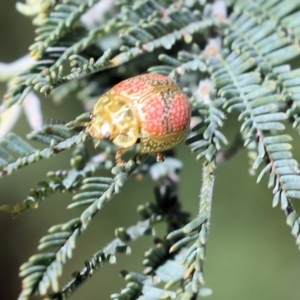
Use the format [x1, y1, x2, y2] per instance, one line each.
[2, 0, 300, 299]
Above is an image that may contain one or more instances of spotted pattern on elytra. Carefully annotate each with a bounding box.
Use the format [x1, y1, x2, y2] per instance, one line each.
[169, 93, 191, 132]
[139, 92, 166, 136]
[140, 87, 190, 135]
[112, 73, 174, 99]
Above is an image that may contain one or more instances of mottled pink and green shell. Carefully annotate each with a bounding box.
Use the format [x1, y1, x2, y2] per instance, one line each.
[87, 73, 191, 164]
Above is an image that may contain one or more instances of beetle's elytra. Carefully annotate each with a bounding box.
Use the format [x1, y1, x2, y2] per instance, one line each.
[87, 73, 191, 165]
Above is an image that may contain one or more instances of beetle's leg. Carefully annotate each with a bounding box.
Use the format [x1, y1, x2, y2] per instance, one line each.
[115, 147, 132, 166]
[156, 152, 165, 162]
[93, 139, 101, 148]
[115, 150, 126, 166]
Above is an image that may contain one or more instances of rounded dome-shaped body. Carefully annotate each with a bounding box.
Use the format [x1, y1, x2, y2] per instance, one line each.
[87, 73, 191, 164]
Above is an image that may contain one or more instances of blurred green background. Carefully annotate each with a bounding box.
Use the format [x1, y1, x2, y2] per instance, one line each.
[1, 2, 300, 300]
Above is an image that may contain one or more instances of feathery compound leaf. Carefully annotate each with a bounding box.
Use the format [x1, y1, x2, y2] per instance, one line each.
[226, 2, 300, 73]
[1, 154, 106, 217]
[187, 96, 227, 162]
[29, 0, 103, 59]
[149, 50, 207, 78]
[209, 26, 300, 251]
[5, 1, 300, 299]
[0, 129, 87, 178]
[18, 158, 141, 298]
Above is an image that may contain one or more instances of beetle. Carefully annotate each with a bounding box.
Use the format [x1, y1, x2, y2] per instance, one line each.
[87, 73, 191, 165]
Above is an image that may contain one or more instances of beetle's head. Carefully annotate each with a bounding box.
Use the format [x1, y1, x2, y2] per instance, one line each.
[87, 97, 140, 149]
[88, 113, 118, 142]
